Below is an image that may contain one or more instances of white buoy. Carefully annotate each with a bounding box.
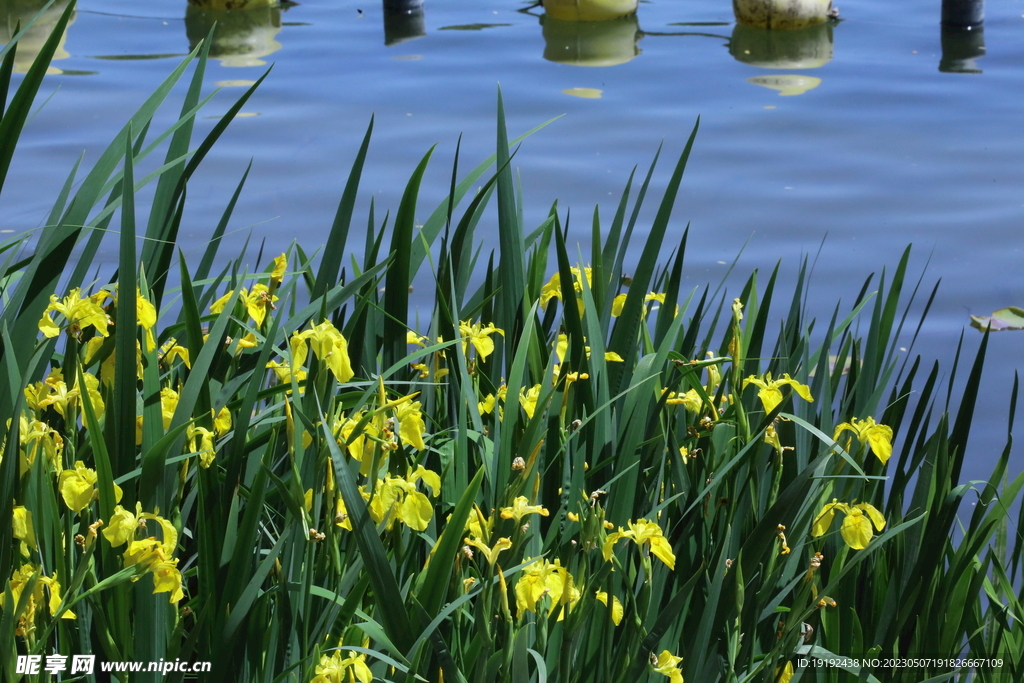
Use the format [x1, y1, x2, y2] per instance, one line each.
[732, 0, 832, 30]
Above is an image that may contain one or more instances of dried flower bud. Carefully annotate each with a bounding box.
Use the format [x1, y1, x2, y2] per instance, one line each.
[461, 545, 474, 560]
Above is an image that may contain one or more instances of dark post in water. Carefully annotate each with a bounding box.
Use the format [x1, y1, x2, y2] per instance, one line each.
[939, 0, 984, 73]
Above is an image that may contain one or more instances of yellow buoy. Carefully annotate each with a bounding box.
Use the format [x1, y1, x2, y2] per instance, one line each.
[542, 0, 637, 22]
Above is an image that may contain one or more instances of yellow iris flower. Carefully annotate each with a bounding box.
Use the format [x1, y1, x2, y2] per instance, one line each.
[499, 495, 550, 522]
[811, 499, 887, 550]
[16, 414, 64, 475]
[611, 291, 667, 317]
[58, 461, 123, 513]
[519, 384, 542, 419]
[3, 564, 76, 638]
[664, 388, 702, 414]
[603, 518, 676, 570]
[651, 650, 684, 683]
[834, 416, 893, 465]
[211, 283, 278, 327]
[311, 644, 373, 683]
[514, 558, 579, 619]
[463, 536, 512, 565]
[539, 266, 592, 309]
[104, 503, 184, 603]
[187, 425, 216, 469]
[291, 320, 354, 383]
[459, 320, 504, 360]
[365, 466, 440, 532]
[38, 288, 111, 340]
[742, 373, 814, 413]
[159, 338, 191, 368]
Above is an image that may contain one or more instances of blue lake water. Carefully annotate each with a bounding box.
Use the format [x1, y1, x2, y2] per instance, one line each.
[3, 0, 1023, 480]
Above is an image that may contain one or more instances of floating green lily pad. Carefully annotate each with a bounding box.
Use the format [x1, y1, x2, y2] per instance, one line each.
[970, 307, 1024, 331]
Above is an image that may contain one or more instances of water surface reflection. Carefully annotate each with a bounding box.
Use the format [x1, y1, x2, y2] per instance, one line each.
[185, 0, 282, 67]
[0, 0, 75, 74]
[541, 14, 641, 67]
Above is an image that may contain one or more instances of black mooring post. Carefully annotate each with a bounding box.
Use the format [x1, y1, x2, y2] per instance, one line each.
[941, 0, 983, 28]
[940, 0, 984, 73]
[382, 0, 425, 46]
[383, 0, 425, 46]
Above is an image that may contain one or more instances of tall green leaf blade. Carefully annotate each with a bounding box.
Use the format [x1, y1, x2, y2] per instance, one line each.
[383, 146, 435, 370]
[494, 87, 526, 351]
[608, 119, 698, 396]
[313, 116, 373, 300]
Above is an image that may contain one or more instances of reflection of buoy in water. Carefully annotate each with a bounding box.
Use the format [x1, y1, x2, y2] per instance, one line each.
[562, 87, 603, 98]
[185, 2, 282, 67]
[542, 0, 637, 22]
[0, 0, 76, 74]
[730, 22, 832, 69]
[747, 74, 822, 95]
[732, 0, 831, 30]
[541, 14, 641, 67]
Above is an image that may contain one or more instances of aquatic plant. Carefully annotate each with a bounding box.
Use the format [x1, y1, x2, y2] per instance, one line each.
[1, 5, 1021, 682]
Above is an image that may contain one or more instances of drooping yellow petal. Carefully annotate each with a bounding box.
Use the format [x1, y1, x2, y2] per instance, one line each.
[648, 534, 677, 570]
[396, 399, 426, 450]
[519, 384, 542, 419]
[811, 499, 846, 537]
[103, 504, 140, 547]
[840, 508, 875, 550]
[269, 253, 288, 285]
[602, 531, 624, 562]
[137, 291, 158, 352]
[855, 502, 887, 533]
[408, 465, 441, 497]
[12, 506, 36, 551]
[595, 590, 623, 625]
